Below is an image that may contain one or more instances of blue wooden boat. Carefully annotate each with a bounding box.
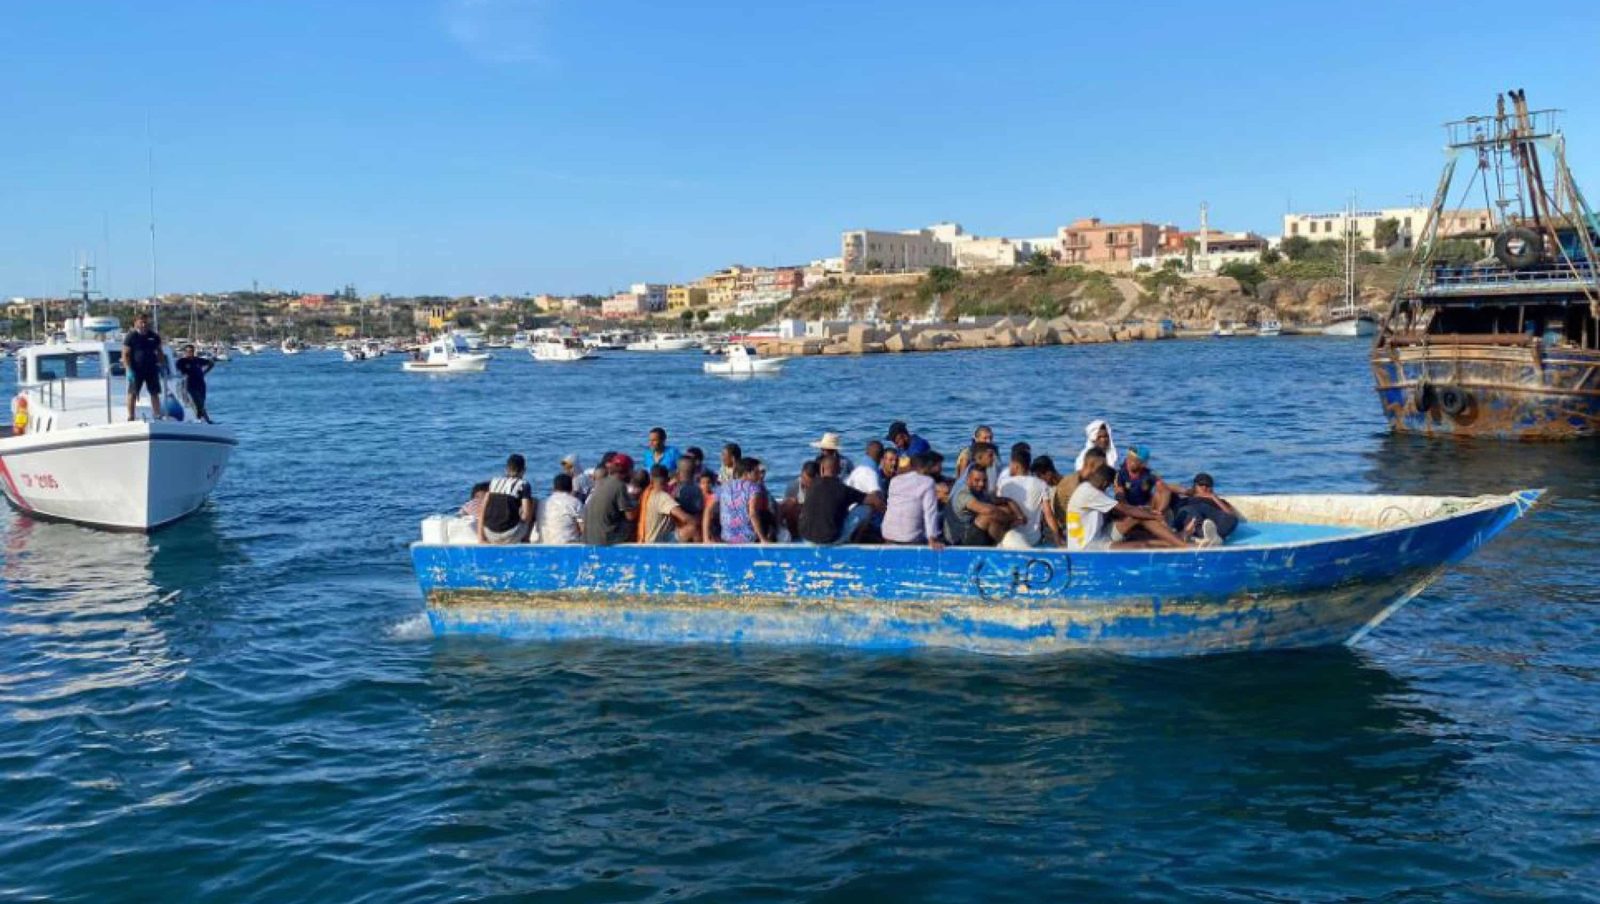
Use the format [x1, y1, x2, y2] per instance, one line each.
[411, 490, 1540, 657]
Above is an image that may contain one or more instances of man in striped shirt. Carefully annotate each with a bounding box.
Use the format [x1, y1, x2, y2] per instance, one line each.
[477, 454, 536, 544]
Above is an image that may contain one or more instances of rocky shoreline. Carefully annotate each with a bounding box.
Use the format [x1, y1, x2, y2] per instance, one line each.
[751, 316, 1169, 358]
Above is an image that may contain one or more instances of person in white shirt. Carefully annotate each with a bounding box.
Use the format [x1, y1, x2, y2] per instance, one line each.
[537, 473, 584, 544]
[995, 447, 1055, 548]
[1067, 464, 1188, 550]
[846, 441, 885, 496]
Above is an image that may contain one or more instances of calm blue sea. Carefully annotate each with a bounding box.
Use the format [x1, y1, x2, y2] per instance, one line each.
[2, 338, 1596, 902]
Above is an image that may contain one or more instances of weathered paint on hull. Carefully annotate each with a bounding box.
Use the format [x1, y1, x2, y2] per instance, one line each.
[1371, 344, 1600, 439]
[413, 491, 1537, 657]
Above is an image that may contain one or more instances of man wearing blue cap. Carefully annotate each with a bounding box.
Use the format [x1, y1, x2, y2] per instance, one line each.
[1114, 444, 1173, 517]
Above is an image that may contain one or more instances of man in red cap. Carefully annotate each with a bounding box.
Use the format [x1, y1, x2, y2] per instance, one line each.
[583, 452, 637, 545]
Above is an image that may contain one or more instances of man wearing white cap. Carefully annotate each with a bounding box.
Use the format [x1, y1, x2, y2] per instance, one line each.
[561, 453, 593, 502]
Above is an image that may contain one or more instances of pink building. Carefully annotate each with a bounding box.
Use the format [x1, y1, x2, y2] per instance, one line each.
[601, 293, 647, 319]
[1058, 218, 1161, 263]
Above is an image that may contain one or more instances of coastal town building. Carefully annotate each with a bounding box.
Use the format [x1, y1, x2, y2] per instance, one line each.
[840, 228, 954, 273]
[694, 266, 747, 308]
[628, 283, 668, 312]
[1058, 218, 1162, 264]
[667, 285, 708, 311]
[602, 292, 648, 319]
[1281, 207, 1494, 251]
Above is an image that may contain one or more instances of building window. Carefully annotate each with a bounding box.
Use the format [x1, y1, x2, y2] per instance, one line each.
[1290, 223, 1298, 235]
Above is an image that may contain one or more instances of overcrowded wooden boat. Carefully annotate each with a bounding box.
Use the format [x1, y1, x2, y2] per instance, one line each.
[411, 489, 1539, 657]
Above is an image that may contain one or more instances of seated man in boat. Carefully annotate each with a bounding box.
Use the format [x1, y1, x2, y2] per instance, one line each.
[1066, 464, 1189, 550]
[458, 481, 490, 527]
[641, 427, 681, 473]
[1165, 473, 1238, 547]
[1075, 419, 1119, 470]
[808, 432, 855, 479]
[560, 453, 593, 502]
[583, 453, 637, 545]
[122, 312, 167, 421]
[886, 420, 932, 459]
[995, 446, 1056, 548]
[881, 453, 945, 549]
[640, 466, 699, 543]
[537, 473, 584, 544]
[478, 454, 537, 544]
[946, 465, 1023, 547]
[697, 470, 720, 541]
[847, 441, 885, 494]
[799, 455, 884, 545]
[1114, 445, 1174, 517]
[1052, 446, 1104, 540]
[953, 425, 995, 479]
[668, 456, 703, 519]
[877, 447, 901, 485]
[779, 461, 818, 539]
[718, 442, 742, 481]
[957, 441, 1001, 489]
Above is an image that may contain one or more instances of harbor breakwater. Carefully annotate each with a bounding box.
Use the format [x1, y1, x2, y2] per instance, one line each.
[752, 316, 1168, 357]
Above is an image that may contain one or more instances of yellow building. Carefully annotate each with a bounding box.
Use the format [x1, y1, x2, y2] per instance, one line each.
[333, 324, 358, 339]
[695, 266, 747, 308]
[667, 285, 708, 311]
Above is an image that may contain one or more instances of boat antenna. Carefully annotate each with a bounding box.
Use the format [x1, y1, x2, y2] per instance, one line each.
[146, 116, 160, 332]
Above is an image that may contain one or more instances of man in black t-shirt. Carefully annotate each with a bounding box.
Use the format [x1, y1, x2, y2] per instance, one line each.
[121, 313, 166, 421]
[174, 344, 215, 423]
[799, 456, 884, 544]
[477, 454, 536, 544]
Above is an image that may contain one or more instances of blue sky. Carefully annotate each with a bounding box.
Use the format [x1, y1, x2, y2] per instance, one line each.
[3, 0, 1597, 298]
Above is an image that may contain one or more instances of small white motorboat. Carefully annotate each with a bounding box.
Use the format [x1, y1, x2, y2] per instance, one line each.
[2, 321, 236, 531]
[510, 331, 532, 350]
[1212, 321, 1237, 338]
[281, 337, 304, 355]
[531, 337, 596, 363]
[703, 344, 787, 376]
[402, 334, 491, 373]
[1258, 319, 1282, 337]
[626, 333, 698, 352]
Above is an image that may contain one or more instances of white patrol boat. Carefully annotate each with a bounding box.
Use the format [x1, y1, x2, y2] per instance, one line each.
[401, 333, 491, 373]
[1, 316, 237, 531]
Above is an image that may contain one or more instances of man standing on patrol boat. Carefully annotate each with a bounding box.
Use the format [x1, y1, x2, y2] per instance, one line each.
[122, 312, 167, 421]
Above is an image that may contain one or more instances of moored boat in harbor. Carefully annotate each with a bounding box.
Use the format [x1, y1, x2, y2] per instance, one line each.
[402, 333, 491, 373]
[1372, 91, 1600, 438]
[412, 489, 1538, 657]
[530, 337, 596, 362]
[703, 343, 786, 376]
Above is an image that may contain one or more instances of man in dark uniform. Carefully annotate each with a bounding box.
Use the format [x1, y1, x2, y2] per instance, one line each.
[122, 313, 166, 421]
[175, 344, 215, 423]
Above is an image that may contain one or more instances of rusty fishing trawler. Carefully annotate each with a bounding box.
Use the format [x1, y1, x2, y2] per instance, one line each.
[1372, 90, 1600, 439]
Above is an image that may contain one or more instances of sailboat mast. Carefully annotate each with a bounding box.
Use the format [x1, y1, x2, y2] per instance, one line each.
[146, 131, 160, 332]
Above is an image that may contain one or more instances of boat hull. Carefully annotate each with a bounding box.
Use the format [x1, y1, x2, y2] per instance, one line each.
[0, 421, 236, 530]
[412, 491, 1536, 657]
[1324, 318, 1377, 337]
[1371, 341, 1600, 438]
[402, 356, 490, 373]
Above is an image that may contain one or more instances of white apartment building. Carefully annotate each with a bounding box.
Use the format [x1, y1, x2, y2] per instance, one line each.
[841, 228, 954, 273]
[628, 283, 669, 312]
[1282, 207, 1494, 251]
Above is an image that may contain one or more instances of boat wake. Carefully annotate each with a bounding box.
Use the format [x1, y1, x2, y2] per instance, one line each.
[388, 613, 433, 641]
